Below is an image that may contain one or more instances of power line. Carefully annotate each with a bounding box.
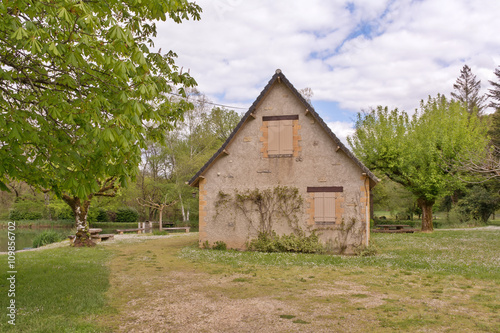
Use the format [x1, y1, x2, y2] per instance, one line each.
[166, 92, 248, 110]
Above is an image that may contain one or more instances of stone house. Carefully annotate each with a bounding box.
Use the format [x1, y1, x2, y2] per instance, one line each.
[188, 70, 378, 254]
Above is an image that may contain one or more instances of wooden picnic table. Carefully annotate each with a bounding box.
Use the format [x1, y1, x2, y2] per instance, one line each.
[163, 227, 190, 233]
[372, 224, 417, 233]
[116, 228, 144, 235]
[376, 224, 410, 230]
[68, 228, 114, 244]
[89, 228, 102, 235]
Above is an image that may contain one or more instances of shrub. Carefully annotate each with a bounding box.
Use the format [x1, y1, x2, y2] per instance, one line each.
[212, 241, 227, 251]
[95, 209, 108, 222]
[32, 230, 64, 248]
[355, 245, 378, 257]
[107, 210, 117, 222]
[115, 207, 139, 222]
[24, 211, 43, 220]
[247, 231, 324, 254]
[9, 209, 24, 221]
[8, 209, 43, 220]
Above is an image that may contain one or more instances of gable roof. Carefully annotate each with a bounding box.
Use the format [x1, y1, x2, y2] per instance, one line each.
[188, 69, 379, 187]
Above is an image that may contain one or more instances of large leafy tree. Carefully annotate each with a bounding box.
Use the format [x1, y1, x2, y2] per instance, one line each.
[0, 0, 201, 245]
[451, 64, 487, 115]
[348, 95, 488, 232]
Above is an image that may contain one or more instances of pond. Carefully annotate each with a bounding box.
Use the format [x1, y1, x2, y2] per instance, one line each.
[0, 227, 73, 252]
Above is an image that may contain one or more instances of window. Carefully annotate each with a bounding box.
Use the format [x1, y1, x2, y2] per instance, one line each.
[307, 187, 343, 224]
[262, 115, 298, 157]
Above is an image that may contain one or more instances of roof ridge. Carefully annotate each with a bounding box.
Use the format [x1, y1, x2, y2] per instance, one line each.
[187, 70, 378, 186]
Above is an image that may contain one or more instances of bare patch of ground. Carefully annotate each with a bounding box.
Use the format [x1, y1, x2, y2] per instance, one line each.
[98, 234, 500, 333]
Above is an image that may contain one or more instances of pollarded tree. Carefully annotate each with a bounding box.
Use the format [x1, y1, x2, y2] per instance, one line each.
[0, 0, 201, 245]
[451, 64, 487, 114]
[348, 95, 488, 232]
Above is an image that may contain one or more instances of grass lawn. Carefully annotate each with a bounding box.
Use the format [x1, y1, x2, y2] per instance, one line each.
[0, 245, 111, 332]
[1, 230, 499, 332]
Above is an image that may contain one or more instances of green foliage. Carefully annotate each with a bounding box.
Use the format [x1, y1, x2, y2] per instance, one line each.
[115, 207, 139, 222]
[32, 230, 64, 248]
[9, 209, 43, 220]
[8, 199, 45, 220]
[349, 96, 487, 202]
[201, 107, 241, 142]
[489, 109, 500, 148]
[457, 185, 500, 223]
[355, 245, 378, 257]
[89, 222, 137, 229]
[212, 241, 227, 251]
[372, 176, 416, 218]
[247, 231, 324, 254]
[348, 95, 489, 229]
[86, 207, 99, 223]
[95, 208, 109, 222]
[0, 0, 202, 233]
[8, 209, 26, 220]
[47, 201, 74, 220]
[488, 66, 500, 110]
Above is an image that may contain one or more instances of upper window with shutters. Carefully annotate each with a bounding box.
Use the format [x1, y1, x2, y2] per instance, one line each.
[261, 115, 300, 158]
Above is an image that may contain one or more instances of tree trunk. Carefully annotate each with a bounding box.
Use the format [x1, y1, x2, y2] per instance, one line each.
[179, 192, 186, 222]
[44, 193, 51, 220]
[63, 195, 95, 247]
[418, 198, 434, 232]
[159, 208, 163, 231]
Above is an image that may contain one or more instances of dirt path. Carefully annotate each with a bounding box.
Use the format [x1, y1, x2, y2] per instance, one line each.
[437, 225, 500, 231]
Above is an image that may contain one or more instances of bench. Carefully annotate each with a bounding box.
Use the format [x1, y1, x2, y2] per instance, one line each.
[91, 234, 115, 243]
[89, 228, 102, 235]
[69, 232, 115, 244]
[372, 224, 417, 233]
[116, 228, 145, 235]
[163, 227, 190, 233]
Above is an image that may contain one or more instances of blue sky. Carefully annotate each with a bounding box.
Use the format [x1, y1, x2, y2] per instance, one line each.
[155, 0, 500, 143]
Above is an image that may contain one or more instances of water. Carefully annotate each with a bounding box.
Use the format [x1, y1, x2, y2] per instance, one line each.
[0, 227, 72, 252]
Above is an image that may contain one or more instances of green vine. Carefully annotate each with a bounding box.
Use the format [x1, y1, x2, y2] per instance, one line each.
[233, 186, 303, 236]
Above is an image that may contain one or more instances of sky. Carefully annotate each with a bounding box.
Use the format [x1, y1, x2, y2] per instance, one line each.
[154, 0, 500, 144]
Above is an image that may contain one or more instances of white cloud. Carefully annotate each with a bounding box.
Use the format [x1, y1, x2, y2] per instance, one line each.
[327, 121, 355, 146]
[154, 0, 500, 120]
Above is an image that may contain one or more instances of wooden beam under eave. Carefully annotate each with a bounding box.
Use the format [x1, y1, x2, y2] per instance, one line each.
[222, 149, 230, 155]
[249, 112, 256, 119]
[336, 146, 341, 152]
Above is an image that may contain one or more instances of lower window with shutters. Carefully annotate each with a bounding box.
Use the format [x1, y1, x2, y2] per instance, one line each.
[307, 187, 343, 225]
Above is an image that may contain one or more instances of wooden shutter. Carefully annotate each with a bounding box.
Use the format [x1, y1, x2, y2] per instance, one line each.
[314, 193, 324, 222]
[314, 192, 335, 222]
[323, 192, 335, 222]
[279, 120, 293, 155]
[267, 121, 280, 155]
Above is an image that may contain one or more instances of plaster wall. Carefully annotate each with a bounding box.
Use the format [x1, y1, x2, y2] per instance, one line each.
[199, 82, 370, 253]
